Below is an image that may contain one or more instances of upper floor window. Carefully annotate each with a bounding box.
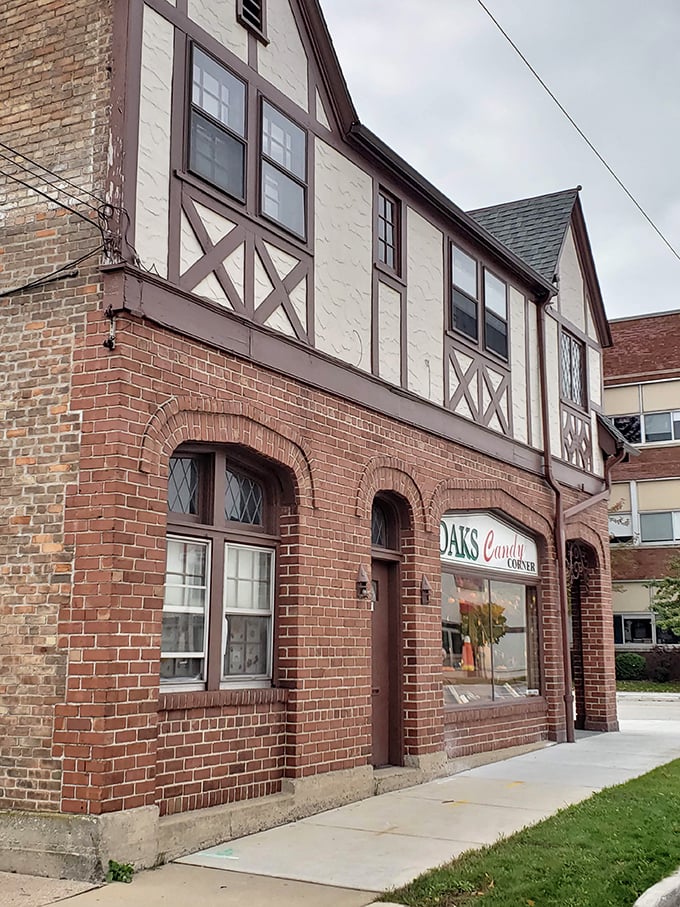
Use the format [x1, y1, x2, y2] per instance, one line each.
[260, 101, 307, 239]
[189, 47, 246, 201]
[560, 331, 585, 408]
[236, 0, 267, 40]
[612, 410, 680, 445]
[451, 245, 508, 360]
[162, 448, 277, 688]
[639, 510, 680, 543]
[376, 190, 400, 273]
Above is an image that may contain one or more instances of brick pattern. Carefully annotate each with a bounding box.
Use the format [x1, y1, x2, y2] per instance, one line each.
[443, 698, 549, 758]
[604, 314, 680, 382]
[0, 0, 111, 810]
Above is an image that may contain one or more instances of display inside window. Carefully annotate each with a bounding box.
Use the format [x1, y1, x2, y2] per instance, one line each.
[223, 545, 274, 678]
[441, 573, 539, 705]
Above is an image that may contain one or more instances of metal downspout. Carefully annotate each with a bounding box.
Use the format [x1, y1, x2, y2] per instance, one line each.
[537, 297, 575, 744]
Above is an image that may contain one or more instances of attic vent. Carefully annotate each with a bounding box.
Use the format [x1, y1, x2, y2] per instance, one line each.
[237, 0, 265, 35]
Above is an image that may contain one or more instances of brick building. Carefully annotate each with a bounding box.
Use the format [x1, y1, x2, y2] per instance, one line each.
[604, 311, 680, 648]
[1, 0, 625, 881]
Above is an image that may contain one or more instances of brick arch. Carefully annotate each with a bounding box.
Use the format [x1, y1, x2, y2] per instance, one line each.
[427, 478, 554, 545]
[137, 395, 316, 510]
[355, 457, 427, 533]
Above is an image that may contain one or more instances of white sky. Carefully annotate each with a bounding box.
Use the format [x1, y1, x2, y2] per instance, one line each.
[319, 0, 680, 319]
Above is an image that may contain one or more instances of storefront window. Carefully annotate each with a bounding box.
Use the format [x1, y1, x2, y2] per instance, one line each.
[442, 572, 540, 705]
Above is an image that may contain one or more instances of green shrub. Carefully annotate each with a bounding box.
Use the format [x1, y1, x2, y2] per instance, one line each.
[106, 860, 134, 884]
[615, 652, 646, 681]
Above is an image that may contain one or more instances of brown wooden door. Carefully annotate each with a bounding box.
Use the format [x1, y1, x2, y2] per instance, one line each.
[371, 560, 392, 767]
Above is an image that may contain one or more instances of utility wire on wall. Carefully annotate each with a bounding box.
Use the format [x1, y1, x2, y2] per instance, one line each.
[473, 0, 680, 265]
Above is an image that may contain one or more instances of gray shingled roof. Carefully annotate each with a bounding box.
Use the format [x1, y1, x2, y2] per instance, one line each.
[468, 188, 580, 283]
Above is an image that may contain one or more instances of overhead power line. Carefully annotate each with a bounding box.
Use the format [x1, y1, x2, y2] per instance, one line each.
[473, 0, 680, 265]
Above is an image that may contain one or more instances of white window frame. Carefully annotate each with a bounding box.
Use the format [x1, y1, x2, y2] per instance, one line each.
[638, 510, 680, 544]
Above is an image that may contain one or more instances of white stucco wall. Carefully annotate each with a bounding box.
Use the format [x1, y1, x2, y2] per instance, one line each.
[187, 0, 248, 62]
[509, 287, 527, 445]
[588, 346, 602, 408]
[258, 0, 308, 111]
[135, 5, 174, 278]
[527, 303, 543, 448]
[406, 209, 443, 404]
[314, 139, 372, 371]
[378, 281, 401, 386]
[557, 226, 586, 332]
[544, 314, 562, 458]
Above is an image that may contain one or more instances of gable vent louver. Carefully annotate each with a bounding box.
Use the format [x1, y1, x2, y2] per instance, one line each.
[241, 0, 263, 31]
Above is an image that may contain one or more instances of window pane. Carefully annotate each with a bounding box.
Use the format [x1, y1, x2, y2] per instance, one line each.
[608, 512, 633, 542]
[485, 309, 508, 359]
[168, 457, 199, 514]
[224, 614, 269, 676]
[490, 581, 529, 698]
[612, 415, 641, 445]
[453, 290, 478, 340]
[162, 538, 209, 683]
[225, 469, 263, 524]
[262, 102, 306, 179]
[639, 511, 674, 542]
[161, 612, 205, 654]
[623, 617, 652, 644]
[613, 615, 623, 645]
[484, 271, 506, 318]
[673, 412, 680, 440]
[192, 48, 245, 136]
[644, 412, 672, 442]
[224, 545, 273, 612]
[570, 340, 584, 406]
[190, 111, 245, 200]
[441, 573, 493, 705]
[261, 161, 305, 237]
[452, 246, 477, 297]
[371, 502, 389, 548]
[160, 657, 203, 681]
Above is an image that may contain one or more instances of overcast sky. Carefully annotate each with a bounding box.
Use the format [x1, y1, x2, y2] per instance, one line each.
[320, 0, 680, 320]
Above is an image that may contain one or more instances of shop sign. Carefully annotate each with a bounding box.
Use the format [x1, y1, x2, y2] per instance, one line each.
[440, 512, 538, 577]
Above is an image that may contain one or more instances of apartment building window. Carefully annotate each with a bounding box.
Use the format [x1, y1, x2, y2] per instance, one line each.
[560, 331, 585, 408]
[613, 614, 680, 646]
[162, 448, 277, 687]
[260, 101, 307, 238]
[613, 411, 680, 445]
[608, 511, 633, 543]
[376, 190, 400, 273]
[639, 511, 680, 543]
[451, 246, 508, 360]
[189, 47, 247, 201]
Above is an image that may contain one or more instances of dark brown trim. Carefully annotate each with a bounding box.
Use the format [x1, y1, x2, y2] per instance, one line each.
[121, 0, 145, 249]
[525, 296, 533, 449]
[168, 28, 189, 286]
[108, 266, 610, 494]
[236, 0, 269, 45]
[547, 304, 600, 352]
[570, 200, 611, 348]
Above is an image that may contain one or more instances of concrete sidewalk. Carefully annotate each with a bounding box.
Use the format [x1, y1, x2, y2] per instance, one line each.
[4, 694, 678, 907]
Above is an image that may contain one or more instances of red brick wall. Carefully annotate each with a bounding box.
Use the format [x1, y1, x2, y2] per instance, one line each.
[444, 699, 549, 758]
[0, 0, 111, 810]
[604, 313, 680, 383]
[45, 288, 616, 817]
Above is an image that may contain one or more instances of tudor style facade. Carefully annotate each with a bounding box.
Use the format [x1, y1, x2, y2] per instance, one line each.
[1, 0, 624, 880]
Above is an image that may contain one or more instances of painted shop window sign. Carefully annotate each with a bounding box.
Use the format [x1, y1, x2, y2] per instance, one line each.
[451, 245, 508, 360]
[440, 512, 538, 577]
[161, 450, 276, 688]
[560, 331, 585, 408]
[441, 573, 540, 705]
[377, 189, 400, 273]
[261, 101, 307, 239]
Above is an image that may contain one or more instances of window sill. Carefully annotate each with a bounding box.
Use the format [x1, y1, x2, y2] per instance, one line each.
[159, 687, 288, 711]
[443, 695, 547, 721]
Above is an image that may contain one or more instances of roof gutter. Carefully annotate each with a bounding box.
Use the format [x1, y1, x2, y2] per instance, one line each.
[536, 293, 575, 744]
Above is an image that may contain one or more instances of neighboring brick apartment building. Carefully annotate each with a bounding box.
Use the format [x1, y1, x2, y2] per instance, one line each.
[1, 0, 626, 881]
[604, 310, 680, 648]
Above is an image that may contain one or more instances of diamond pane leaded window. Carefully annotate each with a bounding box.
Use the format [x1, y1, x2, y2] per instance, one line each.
[560, 332, 585, 407]
[371, 502, 389, 548]
[168, 457, 199, 514]
[225, 469, 264, 524]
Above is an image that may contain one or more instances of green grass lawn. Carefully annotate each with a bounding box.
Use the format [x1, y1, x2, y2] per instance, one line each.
[381, 760, 680, 907]
[617, 680, 680, 692]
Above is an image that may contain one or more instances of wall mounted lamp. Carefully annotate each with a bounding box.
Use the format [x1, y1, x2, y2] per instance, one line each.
[420, 575, 432, 606]
[356, 564, 371, 599]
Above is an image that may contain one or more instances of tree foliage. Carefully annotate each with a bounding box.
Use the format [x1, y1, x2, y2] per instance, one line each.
[650, 555, 680, 637]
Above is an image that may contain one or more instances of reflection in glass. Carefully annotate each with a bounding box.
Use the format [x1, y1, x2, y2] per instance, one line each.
[161, 538, 210, 681]
[442, 573, 539, 705]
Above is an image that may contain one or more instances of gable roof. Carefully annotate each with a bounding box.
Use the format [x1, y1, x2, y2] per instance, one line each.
[467, 187, 580, 283]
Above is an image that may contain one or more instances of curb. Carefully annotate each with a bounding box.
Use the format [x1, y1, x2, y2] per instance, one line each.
[634, 869, 680, 907]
